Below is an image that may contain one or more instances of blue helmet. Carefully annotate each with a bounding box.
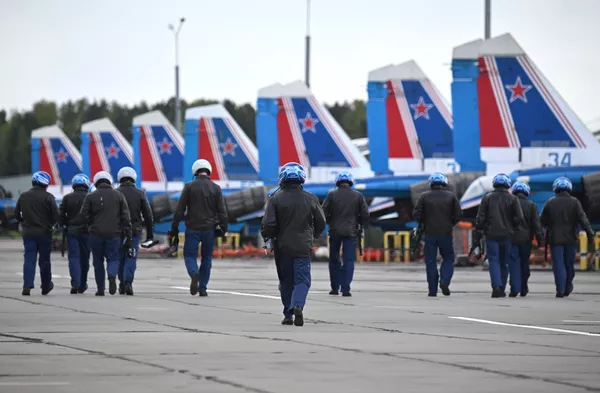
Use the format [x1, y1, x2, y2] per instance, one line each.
[71, 173, 91, 189]
[553, 177, 572, 193]
[32, 171, 51, 186]
[512, 181, 530, 196]
[278, 162, 306, 185]
[492, 173, 511, 188]
[335, 171, 354, 186]
[429, 172, 448, 187]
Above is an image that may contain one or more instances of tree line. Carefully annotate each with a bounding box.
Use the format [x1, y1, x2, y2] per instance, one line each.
[0, 97, 367, 177]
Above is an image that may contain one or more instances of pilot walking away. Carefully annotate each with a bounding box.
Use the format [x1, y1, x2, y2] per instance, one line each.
[60, 174, 92, 294]
[116, 167, 154, 296]
[322, 171, 369, 297]
[475, 174, 524, 298]
[509, 182, 544, 297]
[168, 159, 227, 297]
[78, 171, 132, 296]
[15, 171, 60, 296]
[540, 177, 594, 297]
[413, 173, 462, 296]
[261, 163, 326, 326]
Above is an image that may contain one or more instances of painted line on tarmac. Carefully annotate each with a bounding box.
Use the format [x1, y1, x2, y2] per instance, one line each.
[450, 316, 600, 337]
[562, 320, 600, 324]
[0, 382, 71, 386]
[171, 286, 279, 300]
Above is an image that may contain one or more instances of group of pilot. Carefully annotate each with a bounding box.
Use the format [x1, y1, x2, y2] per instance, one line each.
[16, 167, 154, 297]
[15, 160, 595, 326]
[414, 172, 595, 298]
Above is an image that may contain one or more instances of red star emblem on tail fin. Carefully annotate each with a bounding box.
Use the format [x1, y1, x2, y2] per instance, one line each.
[299, 112, 319, 133]
[106, 142, 121, 159]
[220, 137, 238, 157]
[505, 76, 532, 103]
[410, 97, 434, 120]
[55, 148, 68, 163]
[157, 137, 174, 155]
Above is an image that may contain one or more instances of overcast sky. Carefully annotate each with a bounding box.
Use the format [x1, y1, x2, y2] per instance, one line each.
[1, 0, 599, 127]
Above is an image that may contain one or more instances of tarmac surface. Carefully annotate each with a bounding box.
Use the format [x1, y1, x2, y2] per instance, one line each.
[0, 239, 599, 393]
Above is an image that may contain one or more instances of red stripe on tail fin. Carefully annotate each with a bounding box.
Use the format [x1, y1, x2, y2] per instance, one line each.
[276, 98, 301, 166]
[477, 57, 510, 147]
[386, 81, 413, 158]
[139, 126, 159, 182]
[198, 118, 221, 180]
[38, 141, 57, 185]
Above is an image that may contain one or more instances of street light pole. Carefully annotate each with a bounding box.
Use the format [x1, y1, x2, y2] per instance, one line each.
[484, 0, 491, 39]
[305, 0, 311, 88]
[169, 17, 185, 131]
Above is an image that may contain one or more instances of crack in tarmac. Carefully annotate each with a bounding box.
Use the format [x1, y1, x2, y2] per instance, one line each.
[0, 332, 274, 393]
[2, 294, 600, 391]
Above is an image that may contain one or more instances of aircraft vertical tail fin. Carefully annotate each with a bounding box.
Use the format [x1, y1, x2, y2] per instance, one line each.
[184, 104, 260, 187]
[477, 33, 599, 172]
[81, 118, 134, 181]
[367, 60, 455, 176]
[274, 80, 372, 183]
[132, 111, 184, 191]
[31, 125, 82, 196]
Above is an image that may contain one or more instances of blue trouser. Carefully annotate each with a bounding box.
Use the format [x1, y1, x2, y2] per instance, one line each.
[424, 235, 455, 294]
[329, 235, 356, 293]
[511, 243, 531, 294]
[67, 234, 90, 288]
[89, 236, 120, 292]
[280, 256, 311, 318]
[118, 236, 140, 283]
[550, 244, 577, 294]
[22, 236, 53, 290]
[183, 230, 215, 291]
[486, 240, 511, 290]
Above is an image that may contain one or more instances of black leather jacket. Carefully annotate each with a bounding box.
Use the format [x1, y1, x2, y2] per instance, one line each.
[540, 191, 593, 245]
[322, 185, 369, 237]
[77, 183, 132, 239]
[512, 194, 543, 245]
[475, 187, 523, 241]
[60, 187, 89, 235]
[117, 182, 153, 238]
[413, 185, 462, 236]
[261, 184, 326, 258]
[15, 185, 60, 237]
[171, 175, 228, 233]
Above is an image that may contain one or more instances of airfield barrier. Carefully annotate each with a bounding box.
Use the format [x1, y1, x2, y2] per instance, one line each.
[382, 231, 410, 263]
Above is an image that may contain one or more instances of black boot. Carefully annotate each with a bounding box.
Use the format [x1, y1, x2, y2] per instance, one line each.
[199, 289, 208, 297]
[108, 276, 117, 295]
[95, 291, 105, 296]
[329, 290, 339, 296]
[78, 283, 88, 294]
[509, 292, 518, 297]
[70, 286, 79, 294]
[342, 292, 352, 297]
[440, 284, 451, 296]
[565, 283, 574, 297]
[556, 292, 565, 298]
[281, 317, 293, 325]
[125, 282, 134, 296]
[41, 282, 54, 295]
[293, 306, 304, 327]
[22, 287, 31, 296]
[118, 282, 125, 295]
[190, 273, 199, 296]
[491, 286, 503, 298]
[520, 288, 528, 297]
